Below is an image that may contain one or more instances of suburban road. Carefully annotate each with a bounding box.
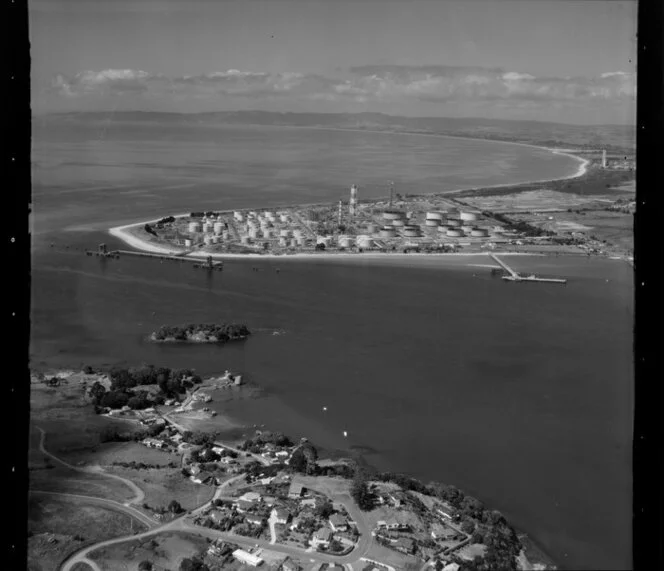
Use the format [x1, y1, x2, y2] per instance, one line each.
[35, 427, 145, 506]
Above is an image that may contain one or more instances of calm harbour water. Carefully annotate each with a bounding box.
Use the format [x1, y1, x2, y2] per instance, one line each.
[30, 121, 633, 570]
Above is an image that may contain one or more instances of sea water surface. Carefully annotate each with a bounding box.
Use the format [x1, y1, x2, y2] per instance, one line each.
[30, 120, 632, 570]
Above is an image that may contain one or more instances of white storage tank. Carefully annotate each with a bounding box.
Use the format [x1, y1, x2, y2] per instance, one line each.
[425, 219, 441, 227]
[240, 236, 250, 245]
[293, 229, 303, 238]
[188, 222, 201, 233]
[403, 229, 421, 237]
[202, 222, 212, 233]
[222, 231, 229, 240]
[184, 239, 193, 248]
[366, 223, 378, 234]
[391, 219, 405, 227]
[248, 229, 258, 239]
[383, 211, 405, 221]
[262, 229, 272, 239]
[460, 211, 479, 222]
[438, 225, 450, 233]
[471, 229, 489, 237]
[212, 236, 219, 243]
[461, 225, 475, 233]
[280, 214, 289, 223]
[356, 235, 372, 248]
[447, 219, 462, 227]
[426, 211, 446, 221]
[289, 239, 298, 248]
[279, 237, 287, 247]
[380, 228, 397, 238]
[447, 229, 464, 237]
[338, 236, 352, 248]
[213, 222, 223, 234]
[203, 235, 213, 245]
[280, 229, 291, 238]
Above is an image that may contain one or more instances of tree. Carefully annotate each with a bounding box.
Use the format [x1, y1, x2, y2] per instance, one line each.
[138, 561, 153, 571]
[88, 381, 106, 405]
[315, 500, 334, 519]
[100, 390, 129, 409]
[168, 500, 183, 514]
[351, 472, 374, 511]
[290, 442, 318, 474]
[179, 557, 209, 571]
[109, 367, 135, 390]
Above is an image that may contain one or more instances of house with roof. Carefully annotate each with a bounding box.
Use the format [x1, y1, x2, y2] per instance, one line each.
[288, 481, 305, 499]
[190, 471, 215, 485]
[272, 507, 291, 525]
[235, 499, 255, 513]
[289, 515, 306, 531]
[377, 518, 410, 531]
[245, 514, 265, 526]
[239, 491, 262, 503]
[393, 537, 416, 555]
[431, 522, 457, 540]
[280, 558, 300, 571]
[328, 513, 349, 532]
[232, 549, 263, 567]
[311, 527, 333, 548]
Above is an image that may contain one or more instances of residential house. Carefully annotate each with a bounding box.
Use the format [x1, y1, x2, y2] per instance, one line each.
[262, 496, 277, 507]
[235, 499, 255, 513]
[394, 537, 416, 555]
[280, 558, 300, 571]
[457, 544, 488, 561]
[212, 446, 226, 455]
[311, 527, 333, 548]
[275, 450, 290, 458]
[328, 513, 349, 532]
[272, 508, 290, 525]
[300, 497, 321, 509]
[239, 491, 262, 503]
[189, 464, 201, 475]
[289, 515, 306, 531]
[431, 523, 456, 540]
[246, 514, 265, 526]
[378, 518, 409, 531]
[288, 482, 305, 499]
[232, 549, 263, 567]
[190, 471, 215, 485]
[442, 564, 460, 571]
[208, 509, 227, 524]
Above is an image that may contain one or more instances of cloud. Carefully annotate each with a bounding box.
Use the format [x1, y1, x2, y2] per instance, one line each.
[48, 65, 636, 108]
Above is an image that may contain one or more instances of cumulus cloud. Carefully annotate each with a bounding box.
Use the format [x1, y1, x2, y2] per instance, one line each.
[48, 65, 636, 108]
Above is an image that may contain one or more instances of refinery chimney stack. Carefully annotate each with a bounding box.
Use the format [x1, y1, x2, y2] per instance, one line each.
[349, 185, 358, 216]
[602, 149, 607, 169]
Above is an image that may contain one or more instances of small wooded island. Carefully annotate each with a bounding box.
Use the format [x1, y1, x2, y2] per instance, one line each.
[150, 323, 250, 343]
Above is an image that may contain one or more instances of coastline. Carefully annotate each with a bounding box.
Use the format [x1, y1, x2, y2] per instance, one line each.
[107, 143, 589, 259]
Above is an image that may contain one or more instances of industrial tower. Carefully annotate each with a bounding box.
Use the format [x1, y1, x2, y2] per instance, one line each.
[602, 149, 607, 169]
[349, 185, 358, 216]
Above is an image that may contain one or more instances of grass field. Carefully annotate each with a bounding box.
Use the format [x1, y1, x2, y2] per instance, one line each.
[28, 495, 146, 571]
[88, 532, 209, 571]
[70, 563, 95, 571]
[106, 466, 215, 511]
[364, 542, 422, 570]
[30, 468, 137, 504]
[62, 442, 180, 468]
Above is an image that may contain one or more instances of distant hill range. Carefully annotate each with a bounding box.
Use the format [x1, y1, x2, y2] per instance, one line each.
[39, 110, 636, 153]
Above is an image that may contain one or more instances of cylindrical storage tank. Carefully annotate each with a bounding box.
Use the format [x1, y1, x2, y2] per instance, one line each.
[203, 235, 212, 245]
[383, 211, 404, 221]
[213, 222, 223, 234]
[403, 229, 421, 237]
[236, 214, 244, 223]
[391, 219, 405, 227]
[366, 224, 378, 234]
[460, 211, 479, 222]
[447, 219, 461, 227]
[406, 212, 414, 219]
[280, 215, 288, 223]
[379, 228, 397, 238]
[289, 239, 297, 248]
[248, 229, 258, 239]
[202, 222, 212, 233]
[461, 225, 475, 233]
[293, 229, 303, 238]
[241, 236, 250, 245]
[404, 225, 420, 232]
[426, 211, 445, 221]
[356, 235, 372, 248]
[184, 239, 193, 248]
[492, 226, 504, 234]
[471, 229, 489, 237]
[262, 230, 272, 239]
[338, 237, 352, 248]
[425, 219, 441, 227]
[296, 238, 306, 247]
[279, 237, 287, 247]
[222, 231, 229, 240]
[188, 222, 201, 233]
[438, 225, 450, 233]
[280, 229, 291, 238]
[447, 229, 464, 237]
[212, 236, 219, 244]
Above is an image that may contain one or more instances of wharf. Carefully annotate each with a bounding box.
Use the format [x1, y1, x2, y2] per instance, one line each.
[85, 247, 223, 270]
[490, 254, 567, 284]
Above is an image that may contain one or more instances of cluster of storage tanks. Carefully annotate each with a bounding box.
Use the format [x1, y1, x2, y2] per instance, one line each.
[363, 208, 490, 239]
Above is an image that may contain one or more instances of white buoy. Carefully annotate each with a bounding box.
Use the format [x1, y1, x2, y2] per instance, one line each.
[323, 407, 327, 412]
[343, 431, 348, 438]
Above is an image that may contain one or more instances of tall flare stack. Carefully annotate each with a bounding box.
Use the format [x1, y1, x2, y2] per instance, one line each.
[349, 185, 358, 216]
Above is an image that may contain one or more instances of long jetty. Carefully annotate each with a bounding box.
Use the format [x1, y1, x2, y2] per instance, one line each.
[489, 254, 567, 284]
[85, 247, 223, 270]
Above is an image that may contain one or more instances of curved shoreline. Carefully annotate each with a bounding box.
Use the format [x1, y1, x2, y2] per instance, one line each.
[107, 142, 589, 258]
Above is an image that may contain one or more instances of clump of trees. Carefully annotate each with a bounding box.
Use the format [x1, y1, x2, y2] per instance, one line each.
[182, 430, 217, 446]
[241, 430, 292, 452]
[350, 471, 375, 511]
[152, 323, 250, 342]
[179, 557, 209, 571]
[289, 442, 318, 474]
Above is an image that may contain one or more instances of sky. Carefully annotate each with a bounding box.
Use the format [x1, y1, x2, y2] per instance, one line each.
[30, 0, 637, 124]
